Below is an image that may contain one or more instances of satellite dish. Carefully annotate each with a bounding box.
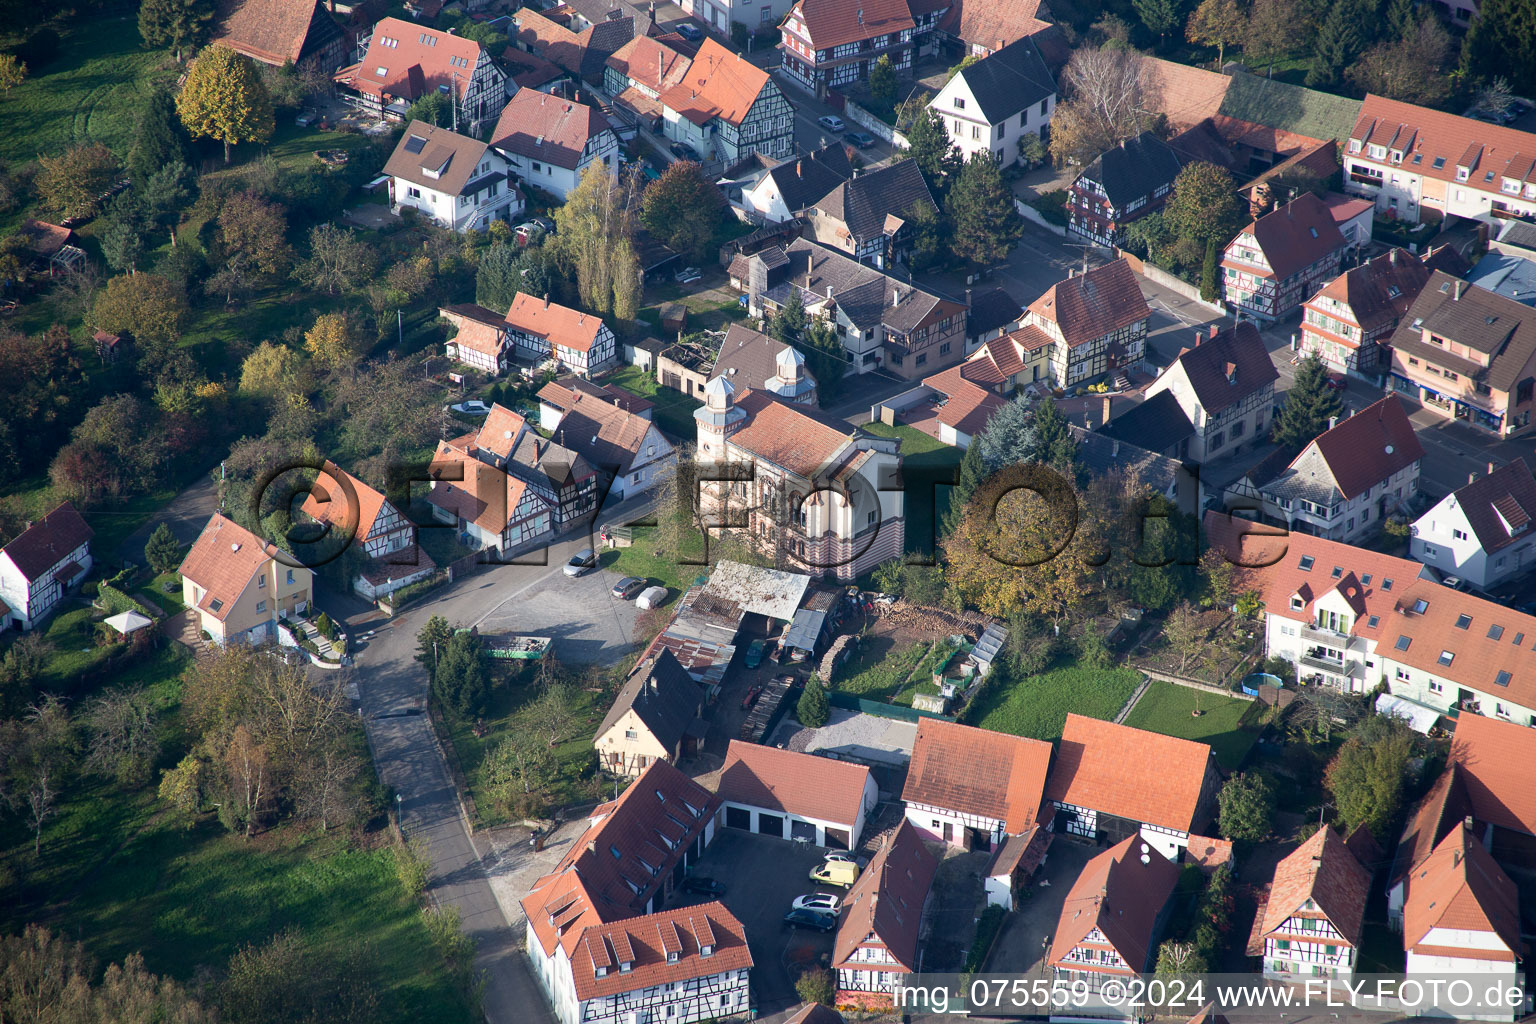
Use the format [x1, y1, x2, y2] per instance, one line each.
[1385, 444, 1394, 454]
[1140, 853, 1151, 865]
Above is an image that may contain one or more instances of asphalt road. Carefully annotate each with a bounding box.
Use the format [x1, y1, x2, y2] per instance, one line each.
[345, 495, 655, 1024]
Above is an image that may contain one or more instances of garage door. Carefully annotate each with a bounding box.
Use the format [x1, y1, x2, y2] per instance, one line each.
[790, 819, 817, 843]
[725, 807, 751, 831]
[755, 813, 784, 838]
[823, 827, 850, 850]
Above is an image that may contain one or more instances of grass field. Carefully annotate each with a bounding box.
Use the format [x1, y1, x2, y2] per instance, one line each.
[862, 422, 962, 555]
[599, 528, 706, 610]
[970, 663, 1142, 741]
[0, 16, 178, 165]
[1122, 681, 1262, 771]
[830, 636, 931, 699]
[603, 365, 703, 440]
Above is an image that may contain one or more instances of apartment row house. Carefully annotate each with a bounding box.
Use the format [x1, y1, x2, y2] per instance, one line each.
[1222, 193, 1349, 321]
[1388, 272, 1536, 439]
[1300, 245, 1467, 378]
[1209, 511, 1536, 728]
[521, 761, 754, 1024]
[336, 18, 510, 135]
[383, 121, 525, 233]
[1343, 93, 1536, 227]
[1101, 321, 1276, 464]
[179, 514, 314, 646]
[736, 238, 967, 379]
[0, 502, 93, 632]
[927, 36, 1056, 172]
[297, 463, 437, 600]
[1009, 259, 1150, 389]
[1411, 458, 1536, 592]
[426, 403, 598, 557]
[1226, 395, 1424, 545]
[693, 375, 905, 580]
[778, 0, 915, 97]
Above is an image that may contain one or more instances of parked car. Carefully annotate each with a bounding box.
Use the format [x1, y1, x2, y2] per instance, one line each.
[822, 851, 869, 868]
[611, 576, 647, 599]
[741, 684, 763, 710]
[783, 907, 837, 932]
[809, 860, 860, 888]
[743, 639, 767, 668]
[669, 141, 701, 161]
[295, 110, 317, 127]
[450, 399, 491, 415]
[674, 21, 703, 40]
[563, 548, 597, 577]
[817, 114, 846, 132]
[636, 585, 668, 609]
[1325, 372, 1348, 391]
[681, 876, 726, 896]
[843, 130, 874, 148]
[792, 893, 841, 913]
[674, 266, 702, 284]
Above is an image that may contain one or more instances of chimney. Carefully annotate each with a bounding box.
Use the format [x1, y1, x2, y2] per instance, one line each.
[1454, 281, 1463, 300]
[857, 6, 863, 21]
[1194, 330, 1203, 347]
[1210, 324, 1219, 339]
[1390, 248, 1398, 265]
[1489, 461, 1497, 475]
[544, 293, 551, 307]
[1111, 439, 1119, 457]
[964, 287, 972, 307]
[1328, 415, 1338, 430]
[1101, 395, 1112, 424]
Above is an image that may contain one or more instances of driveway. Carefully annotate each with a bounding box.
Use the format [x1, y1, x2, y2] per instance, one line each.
[983, 837, 1098, 974]
[116, 466, 220, 565]
[678, 829, 840, 1017]
[474, 553, 643, 666]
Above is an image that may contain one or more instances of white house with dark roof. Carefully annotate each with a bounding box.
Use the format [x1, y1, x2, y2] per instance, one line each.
[1411, 458, 1536, 591]
[738, 143, 852, 223]
[804, 159, 938, 269]
[490, 90, 620, 201]
[928, 36, 1055, 171]
[0, 502, 93, 631]
[1067, 131, 1184, 247]
[384, 121, 523, 233]
[1227, 395, 1422, 543]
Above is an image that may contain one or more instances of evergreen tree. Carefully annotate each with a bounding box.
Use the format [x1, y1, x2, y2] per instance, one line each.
[1307, 0, 1370, 89]
[1031, 396, 1079, 471]
[768, 288, 805, 344]
[1462, 0, 1536, 97]
[176, 45, 274, 163]
[138, 0, 212, 61]
[904, 107, 960, 194]
[1271, 352, 1345, 452]
[141, 162, 194, 246]
[942, 439, 985, 536]
[128, 89, 193, 185]
[434, 629, 487, 716]
[476, 242, 522, 311]
[416, 616, 455, 680]
[1133, 0, 1185, 46]
[973, 399, 1039, 473]
[796, 678, 829, 727]
[946, 151, 1023, 266]
[868, 54, 897, 107]
[100, 199, 147, 275]
[1199, 239, 1219, 302]
[1384, 0, 1419, 41]
[144, 522, 182, 573]
[801, 315, 845, 406]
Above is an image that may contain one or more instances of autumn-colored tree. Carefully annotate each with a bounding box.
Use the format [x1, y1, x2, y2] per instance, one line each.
[1161, 601, 1206, 674]
[640, 160, 725, 260]
[176, 44, 274, 162]
[553, 163, 642, 316]
[1048, 46, 1149, 166]
[0, 53, 26, 95]
[1350, 18, 1454, 106]
[239, 340, 307, 403]
[218, 190, 292, 275]
[304, 311, 362, 370]
[90, 273, 186, 349]
[1163, 161, 1244, 250]
[36, 142, 120, 220]
[1243, 0, 1302, 68]
[1185, 0, 1244, 65]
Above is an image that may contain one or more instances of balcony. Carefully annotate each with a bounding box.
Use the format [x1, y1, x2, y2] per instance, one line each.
[1348, 171, 1383, 186]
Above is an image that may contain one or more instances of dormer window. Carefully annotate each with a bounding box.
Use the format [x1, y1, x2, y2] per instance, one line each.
[595, 966, 608, 978]
[1390, 149, 1403, 164]
[666, 951, 680, 964]
[700, 943, 714, 957]
[620, 961, 633, 973]
[1290, 594, 1305, 611]
[1349, 139, 1361, 154]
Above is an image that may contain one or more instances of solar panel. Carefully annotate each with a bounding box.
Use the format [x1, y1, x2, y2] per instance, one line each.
[405, 134, 427, 154]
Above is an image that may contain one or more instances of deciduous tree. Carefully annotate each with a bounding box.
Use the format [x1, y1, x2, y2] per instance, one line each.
[640, 161, 725, 260]
[1048, 46, 1148, 166]
[1161, 601, 1206, 674]
[1185, 0, 1244, 65]
[1326, 717, 1415, 839]
[1350, 17, 1453, 105]
[946, 151, 1024, 265]
[90, 273, 186, 349]
[299, 223, 376, 295]
[1164, 161, 1243, 250]
[0, 53, 26, 95]
[177, 44, 275, 163]
[553, 163, 642, 316]
[1243, 0, 1303, 68]
[84, 686, 161, 786]
[304, 311, 362, 370]
[36, 142, 120, 220]
[868, 53, 897, 105]
[1217, 771, 1274, 841]
[219, 190, 291, 276]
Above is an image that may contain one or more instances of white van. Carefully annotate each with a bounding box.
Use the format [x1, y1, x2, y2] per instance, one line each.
[635, 585, 668, 609]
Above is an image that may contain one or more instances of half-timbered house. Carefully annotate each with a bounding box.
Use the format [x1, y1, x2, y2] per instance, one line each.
[832, 820, 938, 1008]
[299, 463, 436, 600]
[335, 18, 508, 134]
[659, 39, 795, 162]
[1133, 321, 1278, 464]
[901, 719, 1052, 851]
[0, 502, 93, 632]
[1258, 827, 1372, 981]
[593, 650, 706, 777]
[1023, 259, 1149, 388]
[1222, 193, 1348, 321]
[505, 292, 618, 377]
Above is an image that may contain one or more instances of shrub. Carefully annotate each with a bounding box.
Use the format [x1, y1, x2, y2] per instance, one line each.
[795, 967, 835, 1006]
[964, 905, 1007, 971]
[315, 611, 336, 640]
[394, 836, 430, 898]
[797, 678, 830, 728]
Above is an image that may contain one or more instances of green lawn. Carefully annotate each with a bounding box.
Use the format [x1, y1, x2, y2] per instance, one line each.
[862, 422, 962, 556]
[0, 16, 178, 165]
[601, 365, 703, 440]
[138, 571, 187, 616]
[970, 663, 1142, 742]
[829, 636, 931, 699]
[597, 526, 706, 609]
[1122, 681, 1262, 771]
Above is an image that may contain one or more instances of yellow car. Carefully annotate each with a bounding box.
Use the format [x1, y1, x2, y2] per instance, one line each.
[809, 859, 861, 888]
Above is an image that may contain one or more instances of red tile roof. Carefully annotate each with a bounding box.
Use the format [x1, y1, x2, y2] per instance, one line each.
[568, 901, 753, 1000]
[477, 403, 531, 459]
[787, 0, 915, 50]
[1403, 822, 1521, 961]
[178, 514, 284, 623]
[505, 291, 607, 353]
[491, 90, 611, 171]
[211, 0, 337, 66]
[450, 317, 505, 359]
[1449, 713, 1536, 837]
[1391, 763, 1471, 885]
[1028, 259, 1150, 349]
[659, 39, 771, 128]
[902, 719, 1052, 833]
[1351, 93, 1536, 199]
[427, 440, 540, 535]
[1045, 714, 1215, 833]
[1224, 192, 1346, 282]
[298, 463, 390, 543]
[717, 739, 872, 827]
[1307, 247, 1438, 338]
[1, 502, 92, 582]
[1139, 58, 1231, 129]
[1441, 457, 1536, 554]
[513, 7, 588, 75]
[1048, 836, 1180, 974]
[342, 18, 485, 103]
[919, 365, 1009, 438]
[1307, 394, 1424, 501]
[726, 389, 855, 475]
[832, 820, 938, 973]
[1259, 827, 1371, 946]
[937, 0, 1051, 53]
[606, 35, 691, 93]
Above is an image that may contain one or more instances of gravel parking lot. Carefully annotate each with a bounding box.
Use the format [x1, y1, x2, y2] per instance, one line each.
[668, 829, 842, 1016]
[476, 563, 641, 665]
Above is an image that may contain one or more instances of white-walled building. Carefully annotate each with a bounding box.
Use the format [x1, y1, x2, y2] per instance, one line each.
[831, 821, 938, 1008]
[1411, 458, 1536, 591]
[716, 739, 878, 849]
[505, 292, 618, 377]
[384, 121, 523, 233]
[298, 463, 436, 600]
[1137, 321, 1278, 464]
[1258, 827, 1371, 982]
[928, 36, 1055, 171]
[901, 718, 1052, 851]
[593, 650, 705, 777]
[491, 90, 620, 201]
[737, 143, 851, 223]
[0, 502, 92, 632]
[336, 18, 509, 134]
